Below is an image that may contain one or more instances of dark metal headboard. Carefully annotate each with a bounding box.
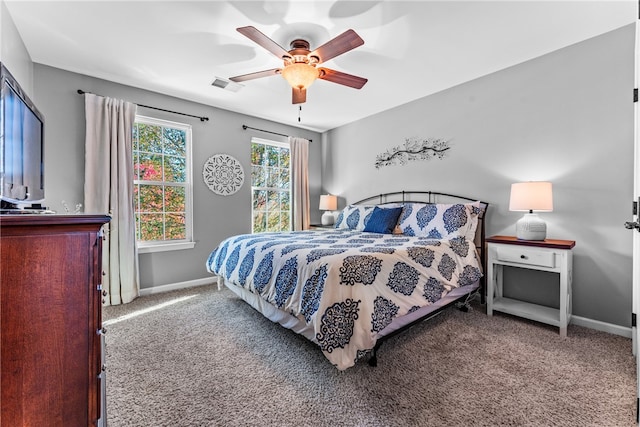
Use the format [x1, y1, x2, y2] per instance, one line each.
[352, 190, 489, 292]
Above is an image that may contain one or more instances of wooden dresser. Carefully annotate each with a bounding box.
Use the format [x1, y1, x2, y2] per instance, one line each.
[0, 214, 110, 426]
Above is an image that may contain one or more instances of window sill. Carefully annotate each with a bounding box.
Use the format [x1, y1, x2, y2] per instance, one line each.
[138, 241, 196, 254]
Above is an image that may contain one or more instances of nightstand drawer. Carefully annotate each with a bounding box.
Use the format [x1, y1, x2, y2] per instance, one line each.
[496, 246, 555, 268]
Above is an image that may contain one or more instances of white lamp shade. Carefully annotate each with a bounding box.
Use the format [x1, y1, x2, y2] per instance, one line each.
[319, 194, 337, 211]
[509, 182, 553, 212]
[509, 181, 553, 240]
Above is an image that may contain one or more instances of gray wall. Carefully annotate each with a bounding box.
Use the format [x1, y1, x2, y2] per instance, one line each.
[32, 65, 322, 290]
[323, 24, 635, 327]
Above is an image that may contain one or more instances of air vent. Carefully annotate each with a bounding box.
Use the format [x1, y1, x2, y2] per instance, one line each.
[212, 79, 228, 89]
[211, 77, 242, 92]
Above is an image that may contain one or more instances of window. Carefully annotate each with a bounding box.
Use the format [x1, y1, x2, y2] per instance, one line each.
[251, 138, 291, 233]
[133, 116, 194, 252]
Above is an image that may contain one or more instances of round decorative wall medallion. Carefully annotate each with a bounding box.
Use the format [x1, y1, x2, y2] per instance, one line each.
[203, 154, 244, 196]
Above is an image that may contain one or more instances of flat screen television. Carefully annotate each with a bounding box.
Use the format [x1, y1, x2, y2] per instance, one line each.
[0, 62, 45, 211]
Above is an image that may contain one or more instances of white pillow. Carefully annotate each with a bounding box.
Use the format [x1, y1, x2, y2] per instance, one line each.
[398, 202, 481, 240]
[334, 205, 375, 230]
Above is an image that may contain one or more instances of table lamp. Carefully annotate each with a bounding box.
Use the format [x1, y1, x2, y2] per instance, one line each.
[319, 194, 337, 226]
[509, 181, 553, 240]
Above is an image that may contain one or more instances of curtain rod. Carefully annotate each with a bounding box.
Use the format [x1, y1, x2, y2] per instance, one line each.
[242, 125, 312, 143]
[77, 89, 209, 122]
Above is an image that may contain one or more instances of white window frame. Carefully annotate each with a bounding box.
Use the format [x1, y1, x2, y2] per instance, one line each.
[250, 137, 292, 234]
[134, 115, 195, 253]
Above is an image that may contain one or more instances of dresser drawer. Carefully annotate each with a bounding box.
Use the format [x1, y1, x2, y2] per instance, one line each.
[495, 246, 555, 268]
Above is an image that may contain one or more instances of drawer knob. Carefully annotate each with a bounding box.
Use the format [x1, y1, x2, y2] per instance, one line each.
[520, 255, 527, 259]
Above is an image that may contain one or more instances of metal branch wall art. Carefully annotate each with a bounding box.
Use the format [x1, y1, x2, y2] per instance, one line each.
[375, 137, 451, 169]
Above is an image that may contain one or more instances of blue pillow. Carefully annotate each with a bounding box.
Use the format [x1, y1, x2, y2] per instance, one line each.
[363, 206, 404, 234]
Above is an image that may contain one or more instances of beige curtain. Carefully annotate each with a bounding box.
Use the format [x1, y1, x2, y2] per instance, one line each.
[84, 93, 139, 305]
[289, 136, 310, 230]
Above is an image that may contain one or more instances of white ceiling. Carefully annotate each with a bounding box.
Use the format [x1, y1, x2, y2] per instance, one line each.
[5, 1, 637, 132]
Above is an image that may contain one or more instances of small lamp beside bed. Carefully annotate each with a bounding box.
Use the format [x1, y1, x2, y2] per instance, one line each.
[319, 194, 338, 226]
[509, 181, 553, 240]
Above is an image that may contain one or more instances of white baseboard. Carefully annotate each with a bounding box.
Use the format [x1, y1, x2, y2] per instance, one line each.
[571, 315, 631, 338]
[139, 276, 218, 297]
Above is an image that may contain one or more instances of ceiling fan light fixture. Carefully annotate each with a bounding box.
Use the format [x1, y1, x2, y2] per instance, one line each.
[281, 63, 319, 90]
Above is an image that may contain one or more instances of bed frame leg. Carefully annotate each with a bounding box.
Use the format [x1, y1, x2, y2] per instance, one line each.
[368, 344, 381, 367]
[368, 354, 378, 367]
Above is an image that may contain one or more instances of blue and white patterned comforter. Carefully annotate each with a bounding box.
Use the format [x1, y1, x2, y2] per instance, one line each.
[206, 229, 482, 370]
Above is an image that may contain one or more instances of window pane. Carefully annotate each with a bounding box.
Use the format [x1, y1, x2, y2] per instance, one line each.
[267, 190, 279, 211]
[164, 155, 185, 182]
[133, 152, 140, 180]
[139, 213, 164, 240]
[135, 213, 141, 240]
[267, 167, 279, 188]
[267, 210, 280, 232]
[280, 191, 290, 211]
[139, 184, 164, 212]
[279, 168, 289, 189]
[137, 123, 162, 153]
[133, 124, 139, 151]
[267, 146, 279, 167]
[138, 153, 163, 181]
[253, 211, 266, 233]
[253, 189, 267, 211]
[133, 184, 140, 211]
[165, 186, 185, 212]
[251, 143, 265, 166]
[280, 212, 290, 230]
[165, 213, 186, 240]
[163, 128, 186, 157]
[279, 148, 290, 168]
[252, 165, 266, 187]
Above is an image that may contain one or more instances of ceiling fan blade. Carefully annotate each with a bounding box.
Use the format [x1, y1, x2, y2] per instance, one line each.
[292, 88, 306, 104]
[229, 68, 280, 83]
[310, 29, 364, 64]
[318, 68, 368, 89]
[237, 26, 290, 59]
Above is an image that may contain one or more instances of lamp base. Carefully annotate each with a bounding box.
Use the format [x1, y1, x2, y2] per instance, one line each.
[515, 213, 547, 240]
[321, 211, 334, 226]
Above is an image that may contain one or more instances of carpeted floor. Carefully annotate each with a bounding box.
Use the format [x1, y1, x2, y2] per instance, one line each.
[103, 285, 636, 427]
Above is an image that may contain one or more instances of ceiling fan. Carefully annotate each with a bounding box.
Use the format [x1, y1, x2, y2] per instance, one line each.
[229, 26, 368, 104]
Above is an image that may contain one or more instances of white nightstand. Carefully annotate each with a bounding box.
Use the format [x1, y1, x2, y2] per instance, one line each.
[486, 235, 575, 337]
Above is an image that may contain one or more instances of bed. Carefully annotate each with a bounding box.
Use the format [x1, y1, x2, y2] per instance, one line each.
[206, 191, 488, 370]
